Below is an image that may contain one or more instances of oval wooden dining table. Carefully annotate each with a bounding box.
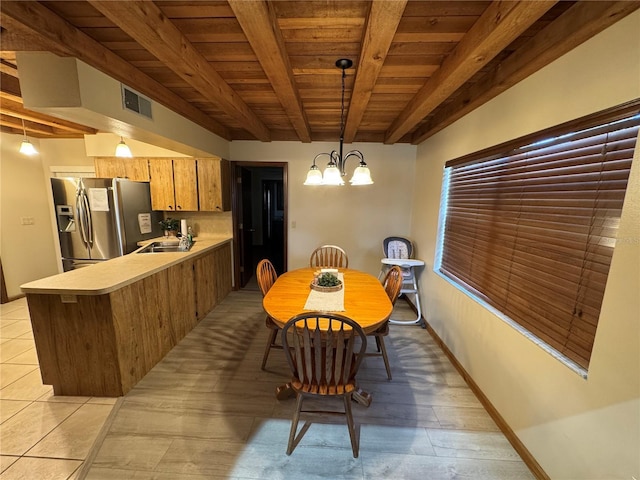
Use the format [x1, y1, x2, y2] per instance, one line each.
[262, 267, 393, 406]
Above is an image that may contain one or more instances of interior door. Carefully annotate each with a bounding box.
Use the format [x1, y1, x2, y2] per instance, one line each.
[262, 179, 284, 274]
[239, 167, 254, 287]
[232, 162, 287, 290]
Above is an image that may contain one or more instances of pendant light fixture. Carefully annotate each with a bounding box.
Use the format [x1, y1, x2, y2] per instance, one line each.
[304, 59, 373, 186]
[19, 118, 38, 156]
[115, 136, 133, 157]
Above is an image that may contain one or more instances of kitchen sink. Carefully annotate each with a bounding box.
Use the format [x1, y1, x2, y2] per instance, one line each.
[137, 241, 195, 253]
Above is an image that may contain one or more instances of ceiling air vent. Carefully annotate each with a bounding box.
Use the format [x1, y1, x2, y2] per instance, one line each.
[121, 85, 153, 120]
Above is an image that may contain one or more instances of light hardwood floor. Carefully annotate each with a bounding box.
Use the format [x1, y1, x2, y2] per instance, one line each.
[76, 289, 535, 480]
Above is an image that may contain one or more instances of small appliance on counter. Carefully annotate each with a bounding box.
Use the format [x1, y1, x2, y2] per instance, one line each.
[51, 177, 163, 271]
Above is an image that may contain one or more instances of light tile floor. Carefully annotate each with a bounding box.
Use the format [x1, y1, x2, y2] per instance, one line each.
[0, 297, 116, 480]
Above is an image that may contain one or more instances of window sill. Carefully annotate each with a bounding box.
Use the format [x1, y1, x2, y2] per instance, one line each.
[434, 269, 589, 380]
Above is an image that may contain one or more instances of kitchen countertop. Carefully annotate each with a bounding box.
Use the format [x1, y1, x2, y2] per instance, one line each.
[20, 235, 233, 296]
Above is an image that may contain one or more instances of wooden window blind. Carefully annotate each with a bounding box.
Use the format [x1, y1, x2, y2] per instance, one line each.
[439, 101, 640, 371]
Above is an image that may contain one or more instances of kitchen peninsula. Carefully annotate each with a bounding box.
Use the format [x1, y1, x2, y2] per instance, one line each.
[20, 236, 232, 397]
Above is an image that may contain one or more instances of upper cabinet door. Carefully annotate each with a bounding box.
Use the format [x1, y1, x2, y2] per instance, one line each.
[149, 158, 176, 211]
[197, 158, 230, 212]
[124, 158, 150, 182]
[94, 157, 149, 182]
[172, 158, 198, 211]
[94, 157, 123, 178]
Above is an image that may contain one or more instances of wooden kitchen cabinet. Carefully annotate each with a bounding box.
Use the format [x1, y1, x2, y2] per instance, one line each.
[94, 157, 150, 181]
[214, 241, 233, 302]
[149, 158, 198, 211]
[194, 251, 216, 321]
[197, 158, 231, 212]
[194, 242, 232, 319]
[24, 239, 233, 397]
[167, 259, 198, 340]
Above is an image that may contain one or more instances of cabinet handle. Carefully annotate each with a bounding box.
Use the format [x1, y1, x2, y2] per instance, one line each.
[168, 206, 173, 210]
[177, 205, 182, 210]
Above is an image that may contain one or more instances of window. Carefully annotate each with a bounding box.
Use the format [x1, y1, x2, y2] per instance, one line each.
[436, 101, 640, 372]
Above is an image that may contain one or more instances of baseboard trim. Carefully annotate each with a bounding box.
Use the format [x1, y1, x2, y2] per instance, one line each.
[1, 293, 25, 304]
[425, 322, 550, 480]
[398, 295, 548, 479]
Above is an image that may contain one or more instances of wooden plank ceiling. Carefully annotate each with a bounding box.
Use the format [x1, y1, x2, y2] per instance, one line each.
[0, 1, 638, 144]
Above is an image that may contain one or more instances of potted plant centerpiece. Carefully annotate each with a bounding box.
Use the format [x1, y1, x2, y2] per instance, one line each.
[311, 271, 343, 292]
[159, 218, 180, 238]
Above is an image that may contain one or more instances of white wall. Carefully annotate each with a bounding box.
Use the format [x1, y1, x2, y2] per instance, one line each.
[0, 134, 64, 297]
[230, 141, 417, 275]
[412, 12, 640, 480]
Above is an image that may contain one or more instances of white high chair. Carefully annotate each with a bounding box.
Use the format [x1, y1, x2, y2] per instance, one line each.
[380, 236, 425, 326]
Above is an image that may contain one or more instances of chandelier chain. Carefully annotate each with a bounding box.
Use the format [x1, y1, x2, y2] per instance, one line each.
[340, 66, 346, 141]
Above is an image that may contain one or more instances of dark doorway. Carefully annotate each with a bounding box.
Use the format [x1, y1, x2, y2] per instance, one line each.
[232, 162, 287, 289]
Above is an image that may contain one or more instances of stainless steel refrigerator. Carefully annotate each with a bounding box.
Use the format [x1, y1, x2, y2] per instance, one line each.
[51, 177, 162, 271]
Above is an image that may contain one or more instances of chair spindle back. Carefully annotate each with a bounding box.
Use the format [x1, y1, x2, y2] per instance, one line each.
[256, 259, 278, 297]
[309, 245, 349, 269]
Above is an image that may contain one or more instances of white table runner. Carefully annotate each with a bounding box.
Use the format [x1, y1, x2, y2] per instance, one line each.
[303, 272, 345, 312]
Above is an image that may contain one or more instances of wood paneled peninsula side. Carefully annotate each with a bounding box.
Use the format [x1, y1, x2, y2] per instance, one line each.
[20, 236, 232, 397]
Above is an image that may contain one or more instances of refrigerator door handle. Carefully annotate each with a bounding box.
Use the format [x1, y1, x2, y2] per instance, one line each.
[83, 191, 94, 246]
[76, 190, 92, 247]
[76, 191, 88, 246]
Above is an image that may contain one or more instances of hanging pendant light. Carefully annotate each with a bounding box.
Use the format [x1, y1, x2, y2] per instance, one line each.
[304, 59, 373, 186]
[19, 119, 38, 156]
[115, 136, 133, 157]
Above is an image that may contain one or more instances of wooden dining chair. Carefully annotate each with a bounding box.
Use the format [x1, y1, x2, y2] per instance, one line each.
[256, 259, 282, 370]
[309, 245, 349, 269]
[365, 265, 403, 380]
[281, 312, 367, 458]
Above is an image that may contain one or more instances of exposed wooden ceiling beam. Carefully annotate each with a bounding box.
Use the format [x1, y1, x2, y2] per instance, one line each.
[0, 1, 231, 140]
[384, 0, 558, 144]
[0, 60, 18, 78]
[0, 97, 98, 134]
[229, 0, 310, 142]
[0, 116, 47, 136]
[0, 22, 72, 57]
[343, 0, 407, 144]
[0, 71, 21, 102]
[88, 0, 270, 142]
[0, 114, 56, 136]
[411, 1, 640, 144]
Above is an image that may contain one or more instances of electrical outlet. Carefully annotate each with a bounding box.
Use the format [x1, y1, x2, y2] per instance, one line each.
[20, 217, 35, 225]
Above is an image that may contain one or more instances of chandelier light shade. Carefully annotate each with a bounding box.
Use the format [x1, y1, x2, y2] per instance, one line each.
[304, 59, 373, 186]
[303, 163, 323, 185]
[115, 136, 133, 157]
[350, 162, 375, 185]
[19, 118, 38, 156]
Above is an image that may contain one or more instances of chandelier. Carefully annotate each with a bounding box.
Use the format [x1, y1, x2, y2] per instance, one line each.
[304, 59, 373, 186]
